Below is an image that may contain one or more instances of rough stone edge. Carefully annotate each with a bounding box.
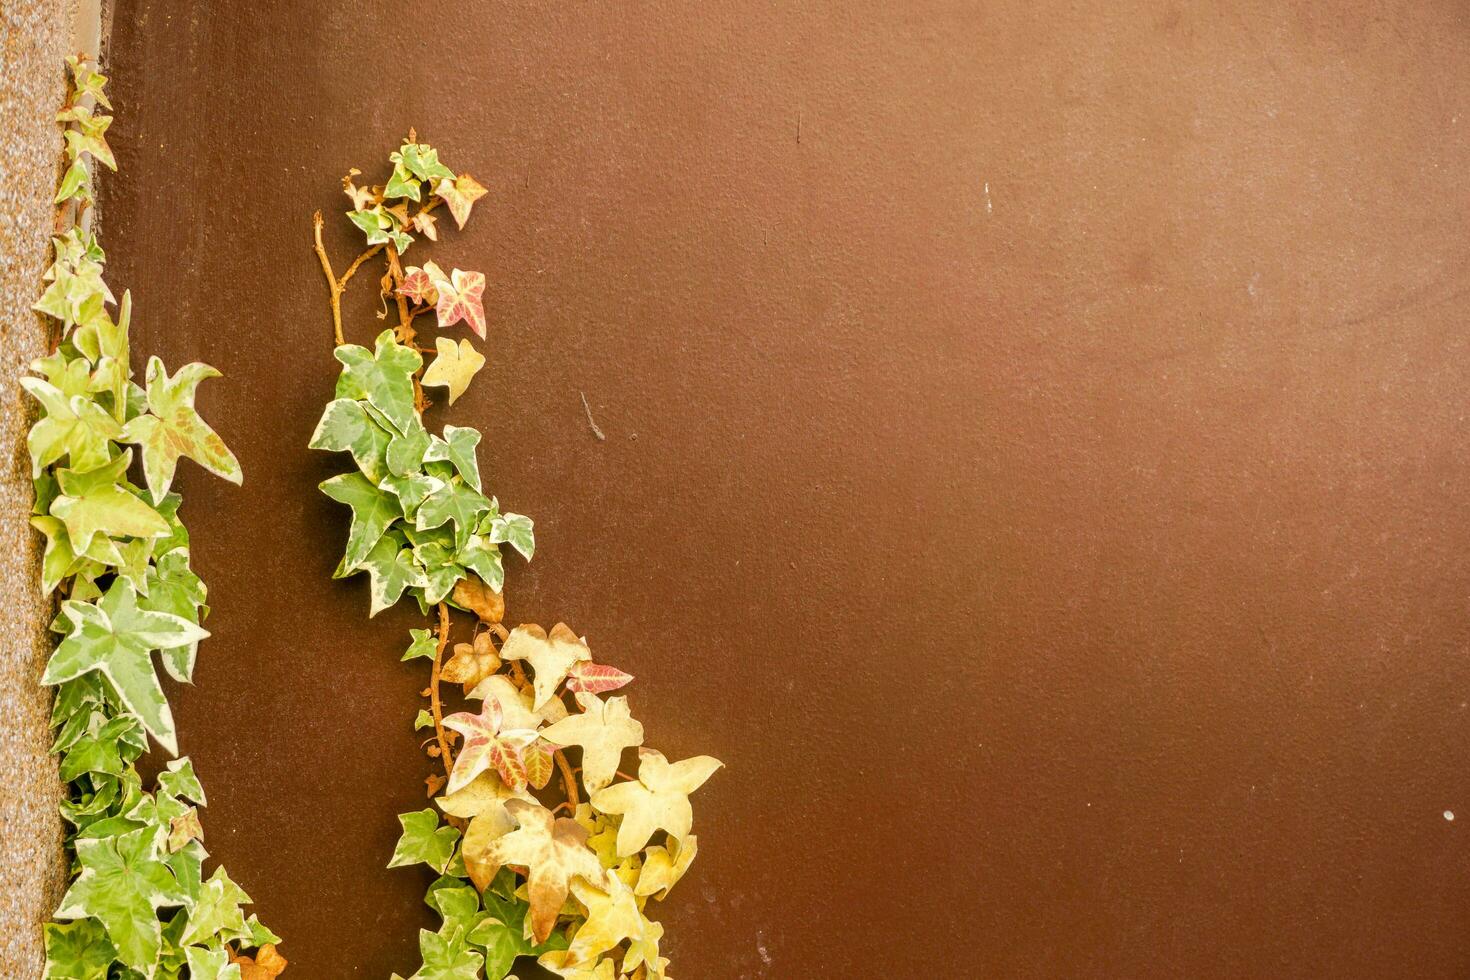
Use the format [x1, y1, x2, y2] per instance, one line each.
[0, 0, 105, 974]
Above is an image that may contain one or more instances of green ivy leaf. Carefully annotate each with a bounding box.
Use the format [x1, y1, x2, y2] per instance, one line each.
[42, 919, 116, 980]
[333, 331, 421, 435]
[20, 377, 122, 476]
[320, 471, 403, 571]
[413, 926, 484, 980]
[403, 628, 437, 661]
[118, 357, 241, 503]
[386, 420, 432, 477]
[389, 809, 461, 874]
[395, 143, 456, 183]
[157, 757, 207, 806]
[455, 534, 505, 592]
[42, 578, 208, 755]
[49, 450, 168, 553]
[53, 827, 189, 972]
[380, 472, 444, 519]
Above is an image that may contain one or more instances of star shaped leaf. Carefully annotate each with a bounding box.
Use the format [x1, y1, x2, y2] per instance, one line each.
[320, 471, 403, 570]
[117, 356, 241, 503]
[499, 623, 592, 711]
[53, 827, 189, 972]
[42, 919, 116, 980]
[635, 836, 698, 901]
[589, 749, 723, 856]
[309, 397, 394, 483]
[333, 330, 422, 435]
[566, 875, 645, 966]
[540, 695, 644, 792]
[42, 578, 207, 754]
[565, 661, 634, 697]
[442, 698, 537, 794]
[357, 531, 428, 616]
[480, 799, 607, 943]
[388, 808, 461, 874]
[49, 450, 168, 553]
[422, 338, 486, 406]
[20, 377, 122, 477]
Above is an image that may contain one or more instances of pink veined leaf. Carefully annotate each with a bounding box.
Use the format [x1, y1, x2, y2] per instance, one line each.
[566, 661, 634, 695]
[442, 697, 534, 792]
[434, 269, 487, 339]
[397, 267, 437, 306]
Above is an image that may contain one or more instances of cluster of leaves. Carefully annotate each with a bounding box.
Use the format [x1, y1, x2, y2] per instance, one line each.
[30, 58, 284, 980]
[312, 142, 722, 979]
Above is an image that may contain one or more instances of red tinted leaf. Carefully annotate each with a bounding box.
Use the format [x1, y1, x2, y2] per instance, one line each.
[567, 661, 634, 695]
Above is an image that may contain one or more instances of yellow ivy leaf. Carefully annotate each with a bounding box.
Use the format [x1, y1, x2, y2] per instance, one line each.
[539, 694, 644, 792]
[481, 799, 607, 943]
[635, 836, 698, 901]
[421, 337, 485, 405]
[469, 674, 567, 730]
[566, 875, 644, 965]
[622, 915, 667, 979]
[436, 770, 533, 820]
[589, 749, 722, 856]
[500, 623, 592, 711]
[538, 951, 618, 980]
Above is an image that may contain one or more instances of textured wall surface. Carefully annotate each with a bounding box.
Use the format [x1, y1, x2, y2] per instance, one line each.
[0, 0, 83, 974]
[103, 2, 1470, 977]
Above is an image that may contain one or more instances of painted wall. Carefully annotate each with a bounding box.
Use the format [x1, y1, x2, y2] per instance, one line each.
[102, 2, 1470, 977]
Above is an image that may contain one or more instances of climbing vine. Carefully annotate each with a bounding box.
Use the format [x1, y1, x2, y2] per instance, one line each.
[29, 58, 284, 979]
[310, 138, 721, 979]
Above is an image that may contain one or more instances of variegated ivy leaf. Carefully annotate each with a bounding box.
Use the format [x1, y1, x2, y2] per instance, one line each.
[565, 661, 634, 697]
[499, 623, 592, 711]
[333, 330, 422, 435]
[309, 397, 394, 483]
[434, 173, 488, 230]
[30, 514, 121, 597]
[395, 142, 457, 184]
[320, 472, 402, 570]
[348, 204, 413, 253]
[43, 918, 117, 980]
[382, 471, 444, 520]
[55, 156, 92, 204]
[20, 376, 122, 476]
[428, 267, 487, 339]
[358, 531, 428, 616]
[412, 925, 484, 980]
[487, 512, 534, 560]
[49, 450, 169, 553]
[389, 808, 461, 874]
[184, 946, 242, 980]
[443, 697, 537, 794]
[67, 55, 112, 109]
[53, 827, 189, 972]
[118, 356, 242, 503]
[398, 266, 438, 306]
[61, 107, 116, 171]
[456, 533, 505, 592]
[142, 549, 208, 684]
[479, 799, 607, 944]
[590, 749, 723, 857]
[42, 579, 208, 755]
[413, 209, 440, 241]
[416, 478, 493, 550]
[386, 418, 432, 477]
[422, 338, 486, 406]
[424, 425, 483, 492]
[566, 874, 645, 967]
[539, 694, 644, 793]
[179, 866, 252, 946]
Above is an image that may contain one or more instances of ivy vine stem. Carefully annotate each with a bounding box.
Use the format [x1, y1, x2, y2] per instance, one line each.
[310, 211, 345, 346]
[430, 600, 456, 776]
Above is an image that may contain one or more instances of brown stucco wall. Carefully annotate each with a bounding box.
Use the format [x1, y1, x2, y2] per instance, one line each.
[0, 1, 101, 974]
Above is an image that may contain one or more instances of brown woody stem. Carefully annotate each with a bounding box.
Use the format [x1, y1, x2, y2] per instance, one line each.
[311, 211, 345, 346]
[430, 601, 455, 777]
[555, 749, 580, 810]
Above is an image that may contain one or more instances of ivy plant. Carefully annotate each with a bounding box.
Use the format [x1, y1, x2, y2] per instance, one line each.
[29, 58, 285, 979]
[311, 136, 722, 978]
